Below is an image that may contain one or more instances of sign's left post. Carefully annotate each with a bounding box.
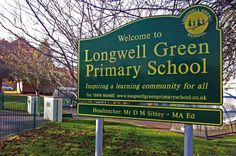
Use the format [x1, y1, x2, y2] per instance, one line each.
[95, 118, 103, 156]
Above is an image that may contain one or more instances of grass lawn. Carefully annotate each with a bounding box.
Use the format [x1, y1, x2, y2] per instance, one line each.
[3, 95, 44, 112]
[0, 119, 235, 156]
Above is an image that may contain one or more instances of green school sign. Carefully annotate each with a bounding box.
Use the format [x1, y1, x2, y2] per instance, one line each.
[78, 5, 222, 105]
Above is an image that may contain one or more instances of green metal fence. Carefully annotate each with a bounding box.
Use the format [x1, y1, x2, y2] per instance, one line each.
[0, 93, 4, 109]
[0, 94, 47, 139]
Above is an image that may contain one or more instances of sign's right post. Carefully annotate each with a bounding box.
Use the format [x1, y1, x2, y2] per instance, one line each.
[184, 124, 193, 156]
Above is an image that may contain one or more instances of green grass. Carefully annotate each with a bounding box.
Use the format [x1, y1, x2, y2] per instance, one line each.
[0, 119, 235, 156]
[3, 95, 44, 112]
[4, 95, 27, 111]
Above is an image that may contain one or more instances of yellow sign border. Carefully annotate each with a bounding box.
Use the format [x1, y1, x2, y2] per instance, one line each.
[78, 4, 223, 105]
[78, 103, 223, 126]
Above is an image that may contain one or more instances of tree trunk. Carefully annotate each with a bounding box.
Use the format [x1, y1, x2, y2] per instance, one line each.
[35, 90, 40, 96]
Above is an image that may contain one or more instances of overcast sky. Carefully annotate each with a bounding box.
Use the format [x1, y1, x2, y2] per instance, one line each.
[0, 0, 18, 40]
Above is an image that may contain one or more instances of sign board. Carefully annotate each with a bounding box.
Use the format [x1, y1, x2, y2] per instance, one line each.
[78, 103, 222, 125]
[78, 5, 222, 105]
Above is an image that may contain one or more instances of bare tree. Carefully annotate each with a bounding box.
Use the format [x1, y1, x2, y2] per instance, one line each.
[0, 40, 12, 92]
[3, 38, 67, 95]
[0, 0, 235, 85]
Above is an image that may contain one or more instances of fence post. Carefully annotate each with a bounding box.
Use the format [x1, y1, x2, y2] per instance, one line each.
[204, 125, 208, 140]
[0, 92, 4, 109]
[55, 99, 58, 122]
[33, 97, 37, 129]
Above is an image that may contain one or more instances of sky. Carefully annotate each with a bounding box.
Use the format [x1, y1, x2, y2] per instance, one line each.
[0, 27, 14, 40]
[0, 0, 18, 40]
[0, 0, 39, 41]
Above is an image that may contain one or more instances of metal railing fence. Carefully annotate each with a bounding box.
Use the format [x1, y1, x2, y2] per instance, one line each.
[0, 94, 47, 139]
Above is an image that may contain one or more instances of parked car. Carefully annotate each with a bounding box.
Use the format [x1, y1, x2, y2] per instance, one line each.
[2, 84, 13, 91]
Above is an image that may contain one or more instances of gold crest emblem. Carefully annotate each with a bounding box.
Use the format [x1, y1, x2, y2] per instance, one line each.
[183, 9, 212, 37]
